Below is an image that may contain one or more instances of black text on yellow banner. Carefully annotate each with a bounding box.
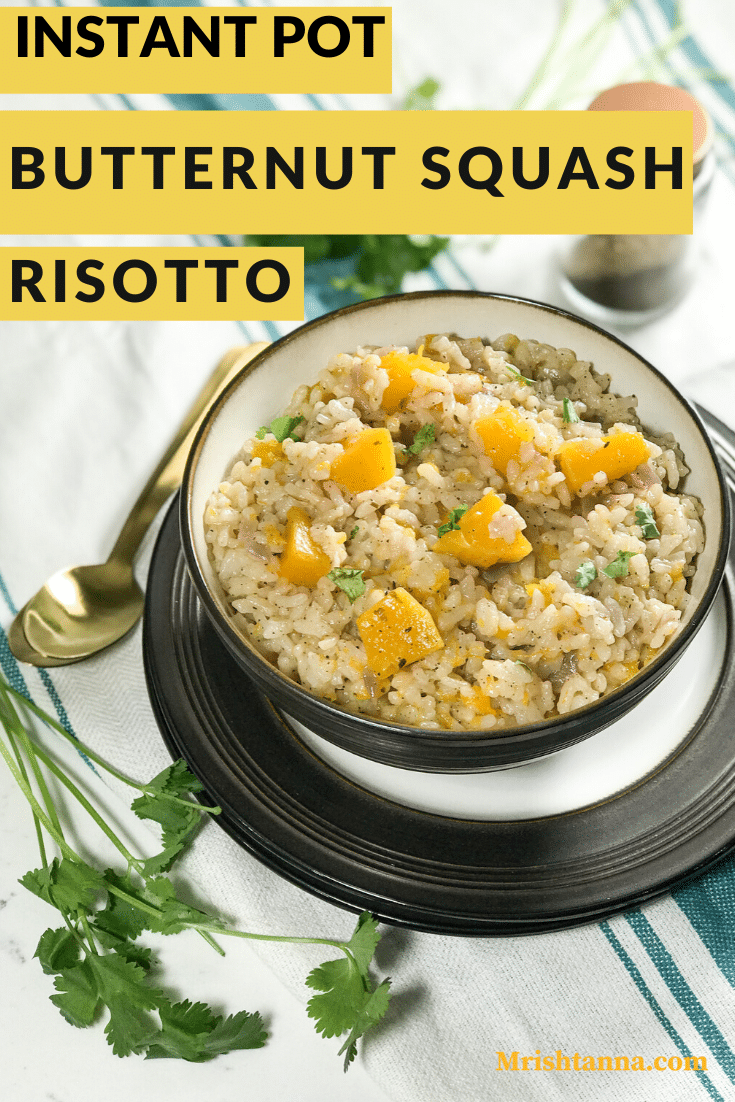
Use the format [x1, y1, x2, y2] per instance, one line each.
[1, 247, 304, 321]
[3, 111, 693, 235]
[0, 7, 391, 93]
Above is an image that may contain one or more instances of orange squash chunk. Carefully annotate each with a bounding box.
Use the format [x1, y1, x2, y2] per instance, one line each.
[330, 427, 396, 493]
[379, 350, 444, 413]
[475, 405, 535, 475]
[252, 439, 284, 468]
[558, 432, 650, 495]
[278, 507, 331, 587]
[434, 492, 532, 568]
[356, 587, 444, 678]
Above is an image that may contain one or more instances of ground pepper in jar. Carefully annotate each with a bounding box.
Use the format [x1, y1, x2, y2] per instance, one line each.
[559, 82, 714, 325]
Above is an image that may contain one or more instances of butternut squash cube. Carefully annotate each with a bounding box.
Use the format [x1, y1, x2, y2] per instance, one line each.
[558, 431, 650, 495]
[379, 350, 444, 413]
[356, 587, 444, 679]
[434, 492, 532, 568]
[251, 439, 284, 468]
[475, 405, 535, 475]
[330, 428, 396, 493]
[278, 507, 331, 587]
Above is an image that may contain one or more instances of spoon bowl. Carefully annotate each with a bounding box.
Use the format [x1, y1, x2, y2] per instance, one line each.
[8, 342, 268, 667]
[21, 561, 144, 663]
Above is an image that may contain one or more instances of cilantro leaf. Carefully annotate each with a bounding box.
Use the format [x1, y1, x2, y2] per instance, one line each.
[255, 414, 305, 443]
[504, 364, 534, 386]
[143, 760, 204, 799]
[306, 912, 391, 1071]
[96, 869, 150, 942]
[145, 999, 218, 1061]
[602, 550, 637, 579]
[130, 791, 201, 850]
[142, 877, 225, 937]
[328, 568, 366, 603]
[199, 1009, 268, 1059]
[405, 423, 435, 456]
[437, 504, 469, 537]
[138, 842, 186, 878]
[88, 953, 163, 1057]
[306, 958, 366, 1038]
[344, 911, 382, 974]
[575, 561, 598, 589]
[35, 927, 81, 976]
[146, 1001, 268, 1062]
[338, 980, 392, 1072]
[562, 397, 580, 423]
[635, 504, 660, 539]
[20, 858, 104, 914]
[51, 961, 99, 1028]
[348, 525, 359, 540]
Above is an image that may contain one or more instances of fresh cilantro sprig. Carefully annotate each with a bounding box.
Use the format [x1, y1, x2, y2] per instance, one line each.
[245, 234, 450, 300]
[0, 678, 390, 1070]
[328, 567, 366, 603]
[404, 423, 435, 456]
[437, 504, 469, 538]
[635, 504, 660, 539]
[255, 414, 305, 443]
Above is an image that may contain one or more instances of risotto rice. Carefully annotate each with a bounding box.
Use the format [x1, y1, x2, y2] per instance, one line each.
[204, 333, 704, 731]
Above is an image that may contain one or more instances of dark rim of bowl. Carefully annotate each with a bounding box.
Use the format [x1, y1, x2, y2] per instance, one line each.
[181, 290, 732, 751]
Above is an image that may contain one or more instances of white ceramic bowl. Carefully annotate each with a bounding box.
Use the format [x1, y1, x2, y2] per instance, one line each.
[181, 291, 731, 771]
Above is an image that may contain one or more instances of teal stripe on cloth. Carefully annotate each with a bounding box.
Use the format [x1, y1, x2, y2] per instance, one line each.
[600, 920, 725, 1100]
[625, 909, 735, 1080]
[0, 578, 85, 745]
[632, 0, 735, 175]
[674, 866, 735, 989]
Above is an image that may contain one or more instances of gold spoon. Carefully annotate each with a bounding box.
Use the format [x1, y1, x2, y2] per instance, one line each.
[8, 342, 268, 667]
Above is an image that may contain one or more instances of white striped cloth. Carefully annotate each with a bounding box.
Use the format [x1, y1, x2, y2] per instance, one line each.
[2, 2, 735, 1100]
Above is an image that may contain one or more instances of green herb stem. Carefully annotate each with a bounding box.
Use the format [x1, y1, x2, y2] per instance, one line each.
[0, 730, 80, 863]
[3, 684, 147, 793]
[23, 739, 144, 875]
[5, 726, 48, 867]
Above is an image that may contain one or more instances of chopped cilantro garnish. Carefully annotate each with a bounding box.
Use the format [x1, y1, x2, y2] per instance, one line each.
[349, 525, 359, 540]
[575, 561, 597, 589]
[504, 364, 534, 386]
[635, 504, 660, 539]
[255, 414, 305, 443]
[437, 504, 469, 538]
[328, 568, 366, 603]
[562, 398, 580, 423]
[405, 423, 435, 456]
[602, 550, 637, 578]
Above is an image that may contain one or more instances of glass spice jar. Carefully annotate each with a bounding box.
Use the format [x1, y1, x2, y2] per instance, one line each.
[559, 81, 714, 326]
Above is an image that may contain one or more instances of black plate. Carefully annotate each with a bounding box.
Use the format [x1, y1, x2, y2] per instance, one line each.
[143, 424, 735, 935]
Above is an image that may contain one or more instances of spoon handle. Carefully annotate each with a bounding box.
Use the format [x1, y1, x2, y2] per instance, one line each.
[107, 342, 269, 567]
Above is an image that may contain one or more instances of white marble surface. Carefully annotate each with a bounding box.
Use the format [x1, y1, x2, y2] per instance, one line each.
[0, 718, 394, 1102]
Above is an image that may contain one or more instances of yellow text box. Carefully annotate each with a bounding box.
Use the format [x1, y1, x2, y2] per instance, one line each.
[2, 111, 692, 235]
[0, 247, 304, 320]
[0, 8, 391, 93]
